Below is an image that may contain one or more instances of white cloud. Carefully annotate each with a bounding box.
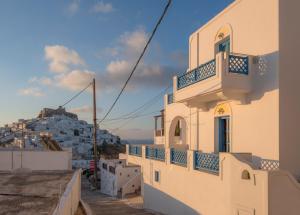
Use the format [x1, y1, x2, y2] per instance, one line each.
[45, 45, 85, 73]
[67, 0, 80, 15]
[29, 77, 53, 86]
[94, 28, 177, 90]
[18, 87, 44, 97]
[70, 105, 102, 114]
[56, 70, 95, 91]
[119, 28, 148, 59]
[33, 28, 181, 94]
[92, 1, 114, 13]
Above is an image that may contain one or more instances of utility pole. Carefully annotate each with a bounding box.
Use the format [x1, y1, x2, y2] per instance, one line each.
[92, 78, 99, 189]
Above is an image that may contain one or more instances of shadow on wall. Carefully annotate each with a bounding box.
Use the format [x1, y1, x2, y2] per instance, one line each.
[249, 51, 279, 102]
[143, 183, 201, 215]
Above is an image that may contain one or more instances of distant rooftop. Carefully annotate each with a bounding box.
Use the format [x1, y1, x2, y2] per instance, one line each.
[0, 170, 73, 214]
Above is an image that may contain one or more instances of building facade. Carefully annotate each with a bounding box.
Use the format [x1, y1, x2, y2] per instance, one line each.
[122, 0, 300, 214]
[100, 158, 141, 198]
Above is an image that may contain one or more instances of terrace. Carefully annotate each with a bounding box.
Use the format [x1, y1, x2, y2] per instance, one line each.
[125, 144, 280, 176]
[0, 170, 79, 215]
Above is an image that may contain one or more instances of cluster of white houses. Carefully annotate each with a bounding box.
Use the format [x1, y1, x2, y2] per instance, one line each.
[120, 0, 300, 215]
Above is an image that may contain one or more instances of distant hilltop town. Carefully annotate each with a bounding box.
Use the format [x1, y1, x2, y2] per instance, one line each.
[38, 106, 78, 120]
[0, 107, 125, 159]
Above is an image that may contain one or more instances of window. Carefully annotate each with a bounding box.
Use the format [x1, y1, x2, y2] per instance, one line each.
[109, 166, 115, 174]
[102, 163, 107, 170]
[74, 129, 79, 136]
[154, 171, 160, 182]
[174, 121, 181, 136]
[216, 37, 230, 54]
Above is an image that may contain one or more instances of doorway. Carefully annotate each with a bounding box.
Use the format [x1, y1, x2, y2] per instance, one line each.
[218, 116, 230, 152]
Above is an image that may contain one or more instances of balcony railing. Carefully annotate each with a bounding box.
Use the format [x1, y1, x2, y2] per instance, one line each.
[194, 152, 219, 174]
[128, 145, 142, 157]
[167, 93, 174, 104]
[176, 53, 249, 91]
[229, 54, 249, 75]
[177, 59, 216, 89]
[145, 146, 165, 161]
[260, 159, 279, 171]
[170, 148, 187, 166]
[155, 129, 164, 137]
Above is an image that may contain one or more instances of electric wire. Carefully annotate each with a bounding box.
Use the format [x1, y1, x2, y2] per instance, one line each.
[98, 0, 172, 124]
[99, 84, 171, 123]
[0, 82, 92, 141]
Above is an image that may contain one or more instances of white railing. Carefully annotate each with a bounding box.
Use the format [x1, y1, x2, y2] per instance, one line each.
[260, 159, 279, 171]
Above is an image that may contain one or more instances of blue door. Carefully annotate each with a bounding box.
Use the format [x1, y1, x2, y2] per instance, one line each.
[218, 116, 230, 152]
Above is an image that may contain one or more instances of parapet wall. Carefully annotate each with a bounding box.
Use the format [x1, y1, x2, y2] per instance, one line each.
[0, 150, 72, 171]
[53, 169, 82, 215]
[124, 146, 300, 215]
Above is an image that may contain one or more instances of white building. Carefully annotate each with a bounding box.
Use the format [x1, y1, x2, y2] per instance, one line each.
[100, 158, 141, 198]
[122, 0, 300, 215]
[1, 113, 121, 159]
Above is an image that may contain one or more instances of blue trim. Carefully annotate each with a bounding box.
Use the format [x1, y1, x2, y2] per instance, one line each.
[177, 59, 216, 89]
[129, 145, 142, 157]
[145, 146, 165, 161]
[170, 148, 187, 167]
[229, 54, 249, 75]
[194, 151, 219, 174]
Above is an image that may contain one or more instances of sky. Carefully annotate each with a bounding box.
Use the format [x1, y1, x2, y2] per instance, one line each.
[0, 0, 233, 140]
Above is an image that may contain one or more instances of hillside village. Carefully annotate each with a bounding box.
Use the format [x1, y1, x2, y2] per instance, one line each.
[0, 107, 124, 160]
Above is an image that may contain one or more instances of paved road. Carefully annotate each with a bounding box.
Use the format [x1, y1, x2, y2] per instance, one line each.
[81, 177, 155, 215]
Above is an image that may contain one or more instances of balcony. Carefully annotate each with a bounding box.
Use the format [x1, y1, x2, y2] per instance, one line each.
[173, 52, 254, 107]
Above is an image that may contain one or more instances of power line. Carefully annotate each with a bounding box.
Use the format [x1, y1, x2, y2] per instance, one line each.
[0, 82, 93, 141]
[61, 81, 93, 108]
[101, 110, 161, 125]
[99, 84, 171, 123]
[98, 0, 172, 124]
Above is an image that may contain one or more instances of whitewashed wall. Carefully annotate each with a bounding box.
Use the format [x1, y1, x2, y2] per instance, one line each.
[167, 0, 279, 162]
[0, 150, 72, 171]
[53, 170, 81, 215]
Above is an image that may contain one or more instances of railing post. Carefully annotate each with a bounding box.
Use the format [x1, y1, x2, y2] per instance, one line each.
[126, 144, 129, 155]
[173, 76, 178, 93]
[187, 150, 194, 171]
[166, 148, 171, 165]
[141, 145, 146, 158]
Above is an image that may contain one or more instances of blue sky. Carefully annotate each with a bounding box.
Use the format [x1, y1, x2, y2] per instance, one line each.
[0, 0, 233, 139]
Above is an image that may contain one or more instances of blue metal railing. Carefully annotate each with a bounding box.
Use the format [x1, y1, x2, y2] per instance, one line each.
[128, 145, 142, 157]
[170, 148, 187, 166]
[194, 151, 219, 174]
[177, 59, 216, 89]
[145, 146, 165, 161]
[229, 54, 249, 75]
[167, 93, 173, 104]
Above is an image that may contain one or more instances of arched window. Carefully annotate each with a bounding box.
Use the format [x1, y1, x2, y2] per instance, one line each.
[214, 24, 233, 55]
[174, 121, 181, 136]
